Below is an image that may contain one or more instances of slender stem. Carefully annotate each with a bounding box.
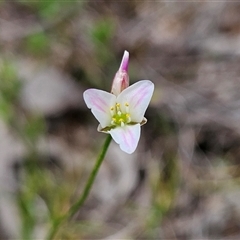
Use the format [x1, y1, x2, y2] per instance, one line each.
[46, 135, 112, 240]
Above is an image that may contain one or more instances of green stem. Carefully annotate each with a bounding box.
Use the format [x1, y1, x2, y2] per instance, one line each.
[46, 135, 112, 240]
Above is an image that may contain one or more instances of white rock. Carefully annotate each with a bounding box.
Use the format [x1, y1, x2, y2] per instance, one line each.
[18, 59, 83, 115]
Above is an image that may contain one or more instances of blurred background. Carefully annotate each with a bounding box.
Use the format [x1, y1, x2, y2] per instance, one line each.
[1, 0, 240, 239]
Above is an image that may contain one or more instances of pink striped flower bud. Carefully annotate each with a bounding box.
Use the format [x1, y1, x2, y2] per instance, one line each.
[111, 50, 129, 96]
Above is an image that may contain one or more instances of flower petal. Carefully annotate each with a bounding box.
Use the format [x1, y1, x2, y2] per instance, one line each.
[117, 80, 154, 122]
[109, 124, 140, 154]
[83, 89, 116, 128]
[119, 50, 129, 72]
[111, 71, 129, 96]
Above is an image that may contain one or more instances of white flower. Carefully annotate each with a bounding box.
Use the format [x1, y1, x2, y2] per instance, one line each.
[83, 51, 154, 154]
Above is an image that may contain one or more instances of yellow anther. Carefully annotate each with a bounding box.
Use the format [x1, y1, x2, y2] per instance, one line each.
[110, 104, 132, 127]
[125, 102, 129, 113]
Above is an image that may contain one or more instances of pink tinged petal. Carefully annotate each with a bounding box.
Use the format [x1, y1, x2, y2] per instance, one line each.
[109, 124, 141, 154]
[111, 50, 129, 96]
[119, 50, 129, 72]
[83, 89, 116, 128]
[111, 71, 129, 96]
[117, 80, 154, 122]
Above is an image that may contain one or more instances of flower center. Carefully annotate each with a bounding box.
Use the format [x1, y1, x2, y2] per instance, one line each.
[110, 102, 131, 127]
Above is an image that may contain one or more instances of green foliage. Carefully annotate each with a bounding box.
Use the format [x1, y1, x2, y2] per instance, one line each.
[17, 187, 37, 239]
[0, 59, 48, 237]
[25, 32, 50, 56]
[23, 116, 45, 143]
[35, 0, 63, 20]
[0, 99, 13, 123]
[91, 19, 114, 46]
[0, 61, 21, 122]
[90, 18, 115, 66]
[59, 221, 103, 239]
[17, 158, 54, 239]
[146, 150, 179, 237]
[0, 61, 21, 102]
[18, 0, 78, 20]
[83, 18, 116, 89]
[156, 153, 179, 213]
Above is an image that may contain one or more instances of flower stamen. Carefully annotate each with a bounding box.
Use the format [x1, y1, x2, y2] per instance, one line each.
[126, 113, 131, 123]
[110, 103, 132, 127]
[110, 106, 115, 116]
[125, 102, 129, 113]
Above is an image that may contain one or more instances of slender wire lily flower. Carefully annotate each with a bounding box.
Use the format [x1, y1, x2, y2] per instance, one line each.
[83, 51, 154, 154]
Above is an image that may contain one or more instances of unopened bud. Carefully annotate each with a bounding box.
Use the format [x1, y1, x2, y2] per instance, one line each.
[111, 50, 129, 96]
